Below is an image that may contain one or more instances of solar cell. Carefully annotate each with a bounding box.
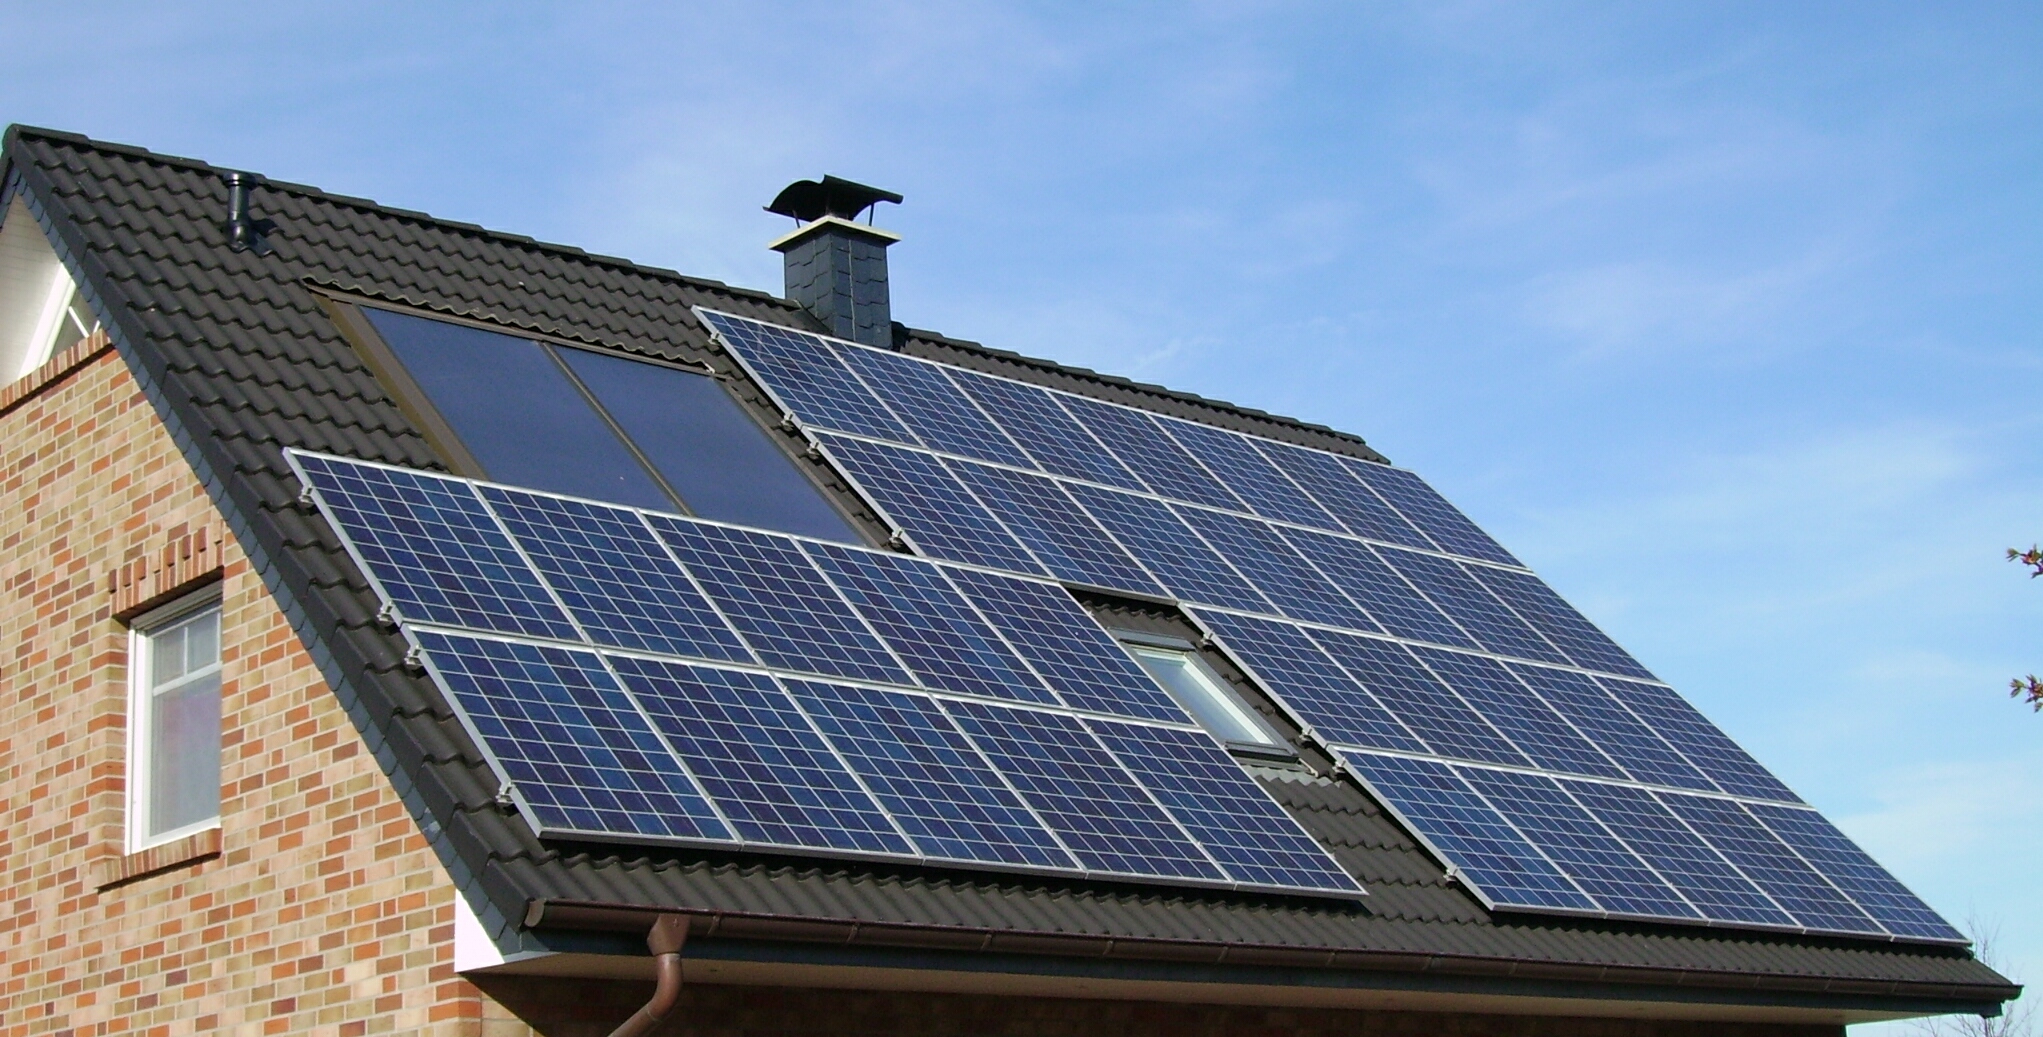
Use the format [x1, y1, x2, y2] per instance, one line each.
[782, 680, 1076, 868]
[810, 434, 1046, 575]
[1064, 484, 1272, 613]
[479, 486, 750, 662]
[1254, 440, 1433, 549]
[1659, 793, 1879, 936]
[1190, 610, 1425, 753]
[609, 656, 913, 854]
[1055, 394, 1246, 511]
[1410, 648, 1625, 779]
[1088, 720, 1363, 893]
[1311, 630, 1530, 767]
[944, 568, 1186, 721]
[803, 542, 1059, 705]
[1747, 803, 1963, 942]
[943, 700, 1225, 880]
[291, 453, 578, 641]
[1159, 418, 1340, 530]
[1277, 528, 1467, 647]
[1378, 548, 1568, 665]
[1596, 677, 1798, 803]
[412, 630, 729, 841]
[1174, 508, 1377, 631]
[1506, 664, 1715, 792]
[836, 347, 1034, 467]
[698, 310, 914, 443]
[1456, 767, 1698, 919]
[1342, 460, 1520, 566]
[1560, 779, 1793, 926]
[1340, 751, 1594, 911]
[948, 370, 1144, 489]
[945, 460, 1164, 594]
[1471, 566, 1654, 680]
[648, 517, 912, 685]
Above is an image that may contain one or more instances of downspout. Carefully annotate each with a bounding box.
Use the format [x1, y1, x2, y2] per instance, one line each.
[607, 914, 688, 1037]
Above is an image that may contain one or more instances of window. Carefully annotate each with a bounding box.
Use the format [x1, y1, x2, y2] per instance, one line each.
[0, 196, 99, 382]
[345, 304, 862, 544]
[1118, 633, 1289, 752]
[129, 594, 223, 850]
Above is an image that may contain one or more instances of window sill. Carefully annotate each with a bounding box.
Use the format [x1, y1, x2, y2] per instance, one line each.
[95, 826, 221, 890]
[0, 328, 111, 418]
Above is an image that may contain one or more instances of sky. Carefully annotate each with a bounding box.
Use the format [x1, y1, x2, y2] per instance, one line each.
[2, 2, 2036, 1028]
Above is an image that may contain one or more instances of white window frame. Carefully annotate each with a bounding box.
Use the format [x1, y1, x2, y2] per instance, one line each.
[126, 588, 225, 852]
[1116, 630, 1292, 754]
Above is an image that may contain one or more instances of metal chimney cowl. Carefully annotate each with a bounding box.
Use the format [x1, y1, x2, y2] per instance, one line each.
[766, 177, 902, 349]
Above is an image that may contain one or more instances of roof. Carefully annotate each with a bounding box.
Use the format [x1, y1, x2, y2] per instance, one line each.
[1, 124, 2015, 1019]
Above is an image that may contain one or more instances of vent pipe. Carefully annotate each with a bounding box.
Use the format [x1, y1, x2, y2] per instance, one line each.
[223, 172, 275, 254]
[766, 176, 901, 349]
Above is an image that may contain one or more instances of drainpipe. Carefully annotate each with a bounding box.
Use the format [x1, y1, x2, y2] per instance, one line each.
[606, 914, 688, 1037]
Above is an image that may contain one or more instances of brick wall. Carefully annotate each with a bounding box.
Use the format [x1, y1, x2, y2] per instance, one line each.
[0, 347, 475, 1036]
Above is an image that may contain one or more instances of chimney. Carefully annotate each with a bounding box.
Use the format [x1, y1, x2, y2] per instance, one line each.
[766, 176, 902, 349]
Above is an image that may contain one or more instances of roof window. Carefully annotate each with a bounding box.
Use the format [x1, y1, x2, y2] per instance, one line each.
[1116, 630, 1291, 754]
[0, 196, 98, 383]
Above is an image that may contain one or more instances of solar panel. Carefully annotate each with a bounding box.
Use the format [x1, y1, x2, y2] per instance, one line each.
[1746, 803, 1965, 942]
[1342, 460, 1520, 567]
[1087, 720, 1364, 893]
[782, 679, 1077, 869]
[1340, 750, 1595, 911]
[836, 347, 1034, 468]
[944, 568, 1187, 722]
[1597, 676, 1797, 803]
[1174, 508, 1378, 631]
[290, 453, 578, 641]
[1471, 566, 1654, 679]
[1506, 664, 1716, 792]
[697, 310, 914, 443]
[946, 459, 1165, 594]
[942, 699, 1225, 881]
[1276, 528, 1467, 647]
[1659, 793, 1879, 936]
[1410, 647, 1625, 780]
[647, 517, 913, 685]
[948, 370, 1145, 489]
[1378, 548, 1568, 665]
[1064, 483, 1272, 613]
[1559, 779, 1792, 927]
[1310, 630, 1531, 768]
[1254, 439, 1433, 549]
[1159, 417, 1340, 530]
[479, 486, 751, 662]
[1455, 767, 1698, 920]
[1190, 610, 1426, 753]
[809, 434, 1047, 575]
[412, 630, 729, 841]
[1055, 394, 1246, 511]
[609, 655, 913, 854]
[803, 542, 1060, 705]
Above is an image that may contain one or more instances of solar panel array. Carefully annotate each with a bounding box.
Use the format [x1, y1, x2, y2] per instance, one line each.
[696, 308, 1963, 944]
[288, 449, 1361, 899]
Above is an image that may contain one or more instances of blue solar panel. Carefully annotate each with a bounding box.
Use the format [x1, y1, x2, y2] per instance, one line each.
[1747, 803, 1963, 942]
[1277, 528, 1469, 647]
[1089, 720, 1363, 893]
[1175, 508, 1377, 631]
[1597, 677, 1798, 803]
[1341, 751, 1594, 911]
[810, 434, 1047, 575]
[1056, 394, 1246, 511]
[648, 517, 912, 685]
[947, 370, 1144, 490]
[944, 568, 1187, 721]
[1506, 664, 1715, 792]
[1064, 484, 1271, 613]
[1343, 461, 1520, 566]
[1159, 418, 1339, 530]
[1379, 548, 1568, 665]
[836, 347, 1034, 468]
[946, 460, 1165, 594]
[1659, 793, 1880, 935]
[1310, 630, 1530, 767]
[782, 680, 1077, 869]
[412, 630, 729, 841]
[1410, 647, 1625, 780]
[609, 656, 913, 854]
[942, 700, 1224, 881]
[1456, 767, 1697, 919]
[1471, 566, 1654, 679]
[698, 310, 914, 443]
[479, 486, 750, 662]
[1254, 440, 1433, 549]
[1560, 779, 1792, 926]
[291, 453, 578, 640]
[804, 542, 1058, 705]
[1191, 610, 1425, 753]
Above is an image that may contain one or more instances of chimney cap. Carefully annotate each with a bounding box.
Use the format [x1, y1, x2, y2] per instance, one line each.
[766, 176, 902, 223]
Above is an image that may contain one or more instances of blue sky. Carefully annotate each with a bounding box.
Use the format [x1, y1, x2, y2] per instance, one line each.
[5, 3, 2037, 1025]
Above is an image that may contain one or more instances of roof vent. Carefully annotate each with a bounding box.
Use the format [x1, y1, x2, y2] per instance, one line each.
[223, 172, 275, 254]
[766, 177, 901, 349]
